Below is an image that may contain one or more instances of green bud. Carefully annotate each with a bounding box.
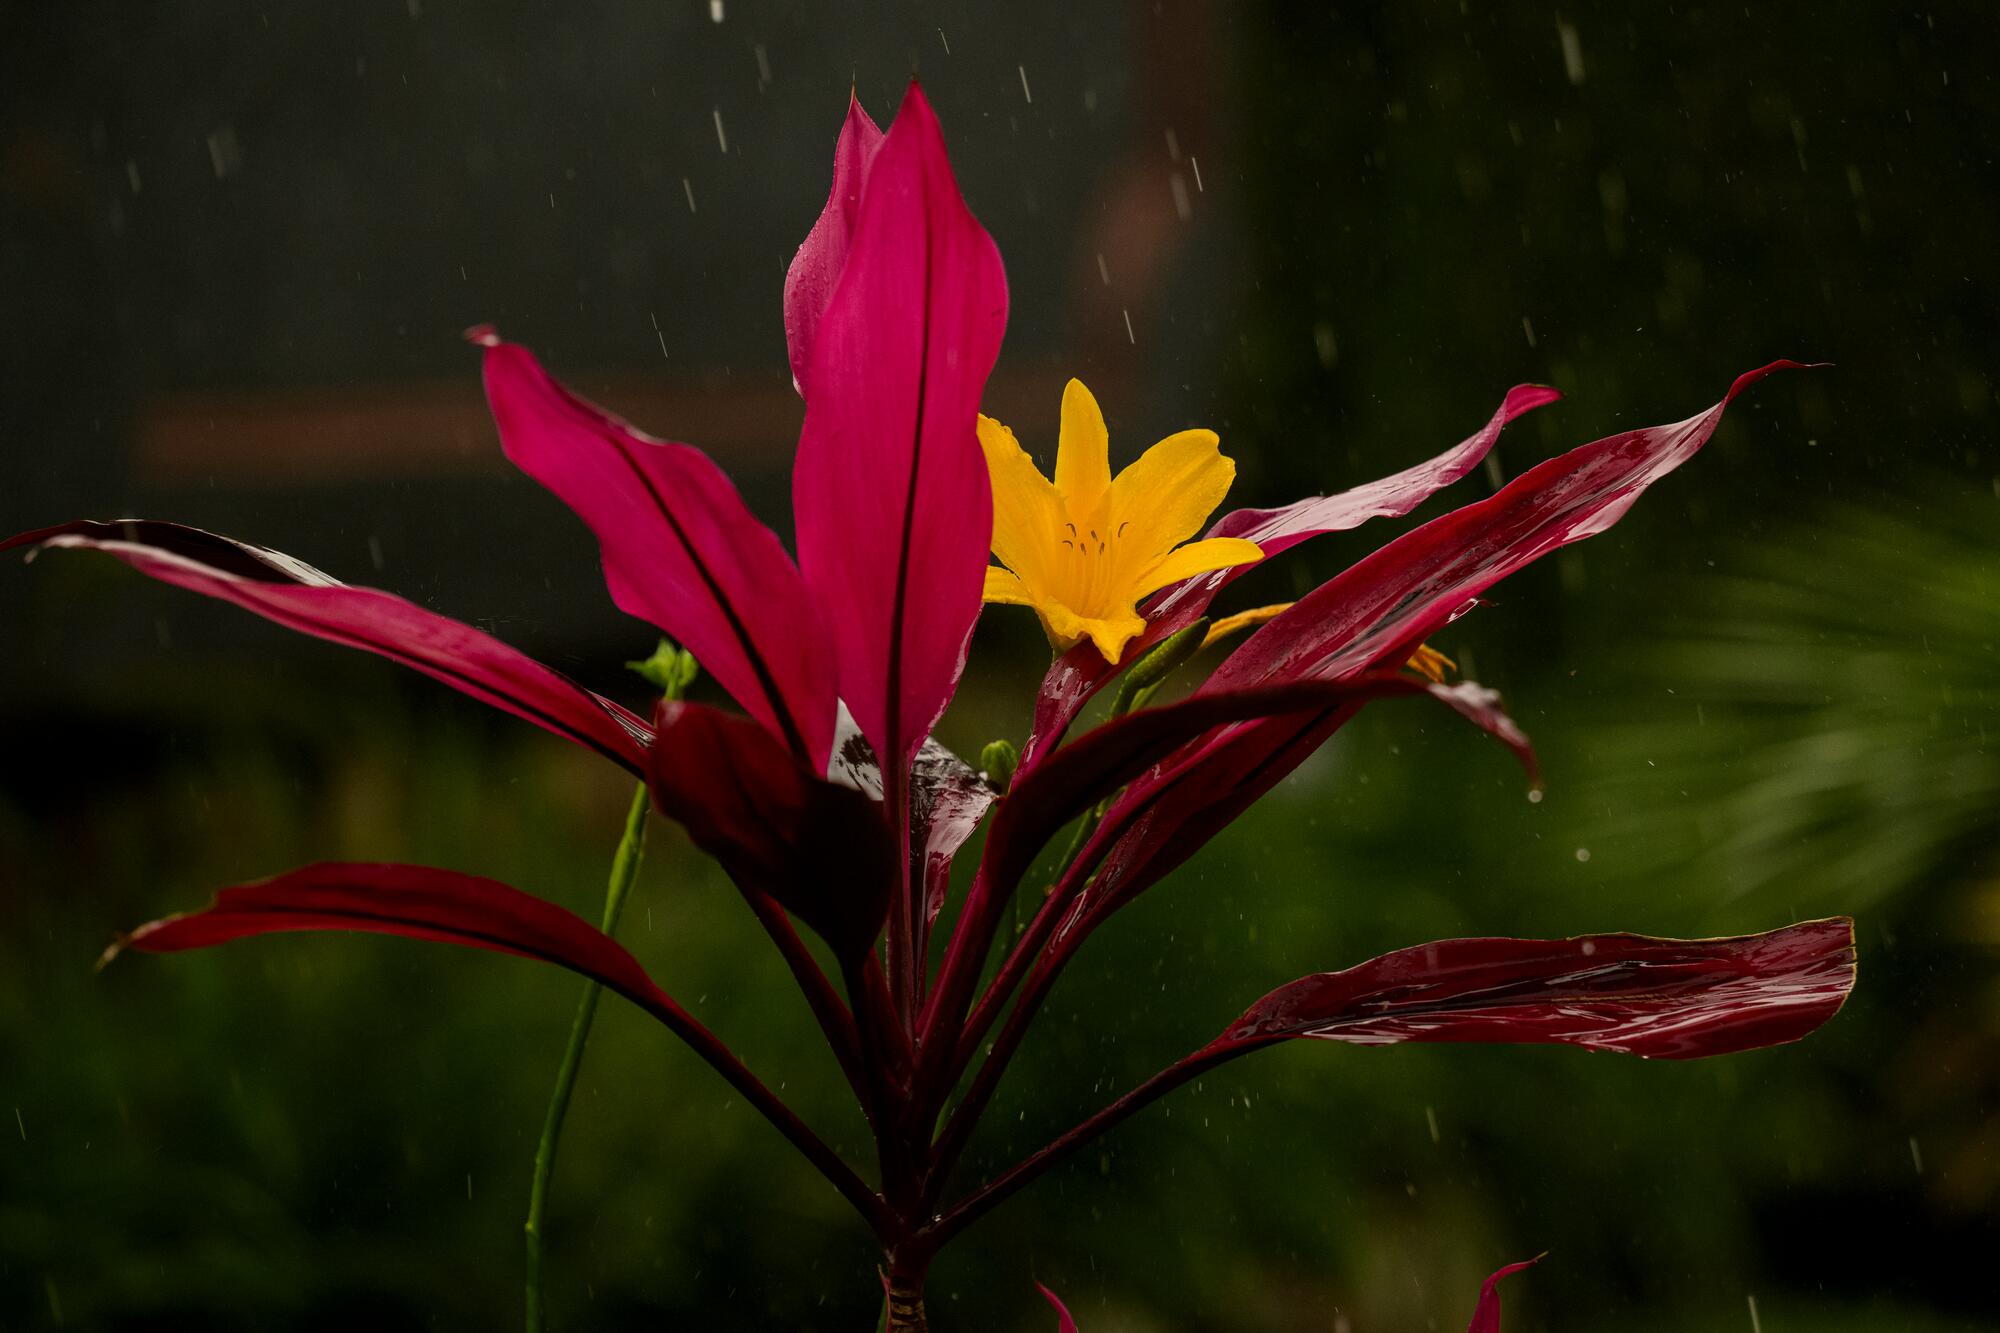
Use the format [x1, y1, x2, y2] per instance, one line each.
[979, 738, 1020, 792]
[625, 638, 700, 702]
[1108, 617, 1210, 718]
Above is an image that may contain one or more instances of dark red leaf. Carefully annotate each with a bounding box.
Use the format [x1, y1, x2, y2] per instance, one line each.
[1020, 384, 1558, 768]
[1208, 362, 1811, 692]
[647, 700, 894, 960]
[1210, 918, 1855, 1060]
[987, 675, 1533, 901]
[477, 334, 835, 768]
[3, 520, 651, 774]
[111, 861, 677, 1018]
[1467, 1258, 1540, 1333]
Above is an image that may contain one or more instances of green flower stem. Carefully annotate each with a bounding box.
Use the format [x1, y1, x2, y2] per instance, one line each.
[524, 779, 651, 1333]
[1046, 618, 1209, 881]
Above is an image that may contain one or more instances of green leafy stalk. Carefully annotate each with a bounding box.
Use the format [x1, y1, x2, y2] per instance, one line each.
[525, 642, 693, 1333]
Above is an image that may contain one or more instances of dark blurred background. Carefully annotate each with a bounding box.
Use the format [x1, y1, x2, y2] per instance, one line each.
[4, 2, 1997, 1329]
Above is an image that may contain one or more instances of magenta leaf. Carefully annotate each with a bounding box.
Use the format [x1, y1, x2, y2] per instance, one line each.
[1036, 1282, 1081, 1333]
[784, 93, 884, 399]
[1467, 1258, 1540, 1333]
[477, 333, 834, 768]
[1021, 384, 1558, 768]
[1208, 362, 1811, 692]
[3, 520, 651, 774]
[647, 700, 893, 960]
[987, 674, 1533, 902]
[1211, 918, 1855, 1060]
[792, 81, 1008, 777]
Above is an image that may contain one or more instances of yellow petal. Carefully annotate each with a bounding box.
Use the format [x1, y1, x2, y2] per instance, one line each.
[978, 414, 1066, 587]
[1201, 601, 1294, 651]
[982, 565, 1035, 605]
[1405, 642, 1457, 684]
[1107, 429, 1236, 570]
[1131, 536, 1264, 601]
[1055, 379, 1111, 515]
[1042, 600, 1148, 666]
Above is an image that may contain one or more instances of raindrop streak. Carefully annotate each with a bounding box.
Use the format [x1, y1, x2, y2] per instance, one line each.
[1121, 309, 1135, 345]
[682, 177, 697, 213]
[13, 1107, 22, 1140]
[206, 125, 242, 179]
[1018, 65, 1032, 103]
[1556, 18, 1586, 85]
[1096, 253, 1110, 286]
[1424, 1106, 1440, 1143]
[1190, 155, 1204, 192]
[712, 109, 728, 154]
[708, 0, 724, 22]
[753, 43, 771, 87]
[1747, 1294, 1762, 1333]
[1522, 315, 1538, 348]
[1909, 1136, 1924, 1173]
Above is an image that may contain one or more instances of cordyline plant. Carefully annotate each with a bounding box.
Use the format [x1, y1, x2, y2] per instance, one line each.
[7, 83, 1855, 1330]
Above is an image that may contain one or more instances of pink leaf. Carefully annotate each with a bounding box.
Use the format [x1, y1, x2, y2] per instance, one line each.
[784, 93, 885, 399]
[793, 81, 1008, 777]
[1036, 1282, 1080, 1333]
[1467, 1257, 1540, 1333]
[647, 700, 893, 960]
[1213, 918, 1855, 1060]
[3, 520, 651, 773]
[477, 333, 834, 768]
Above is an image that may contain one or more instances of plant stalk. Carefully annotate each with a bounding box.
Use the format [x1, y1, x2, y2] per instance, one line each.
[524, 780, 650, 1333]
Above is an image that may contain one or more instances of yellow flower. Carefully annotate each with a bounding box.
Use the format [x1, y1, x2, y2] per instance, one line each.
[978, 379, 1263, 664]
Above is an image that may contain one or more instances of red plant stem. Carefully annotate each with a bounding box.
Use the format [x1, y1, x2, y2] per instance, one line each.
[740, 888, 869, 1102]
[614, 970, 893, 1236]
[846, 952, 926, 1216]
[921, 943, 1061, 1211]
[922, 1039, 1248, 1249]
[914, 817, 1095, 1116]
[883, 762, 917, 1030]
[917, 862, 1008, 1046]
[914, 821, 1106, 1139]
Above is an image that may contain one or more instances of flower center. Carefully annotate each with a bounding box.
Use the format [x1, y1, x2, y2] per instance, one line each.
[1058, 519, 1131, 615]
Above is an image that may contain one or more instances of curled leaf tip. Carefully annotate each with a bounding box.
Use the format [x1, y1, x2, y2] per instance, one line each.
[93, 935, 130, 974]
